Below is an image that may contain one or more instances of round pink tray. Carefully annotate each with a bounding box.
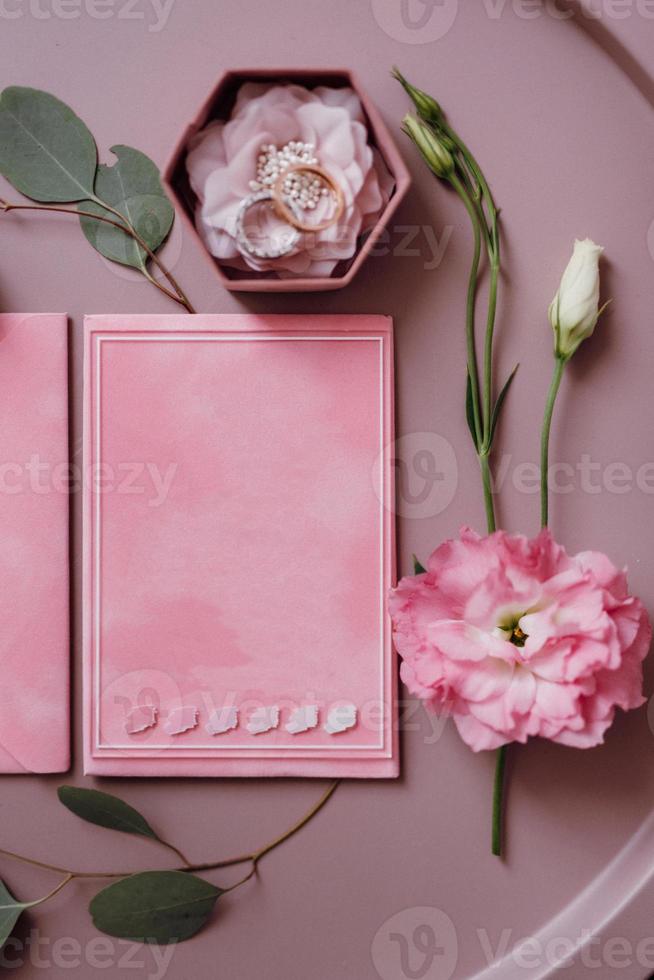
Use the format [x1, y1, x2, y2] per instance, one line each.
[1, 4, 653, 980]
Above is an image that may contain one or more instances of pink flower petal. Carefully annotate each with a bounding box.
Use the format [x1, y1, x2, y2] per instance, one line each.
[453, 712, 508, 752]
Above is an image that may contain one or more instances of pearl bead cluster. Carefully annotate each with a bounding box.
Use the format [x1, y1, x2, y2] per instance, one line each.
[250, 141, 330, 211]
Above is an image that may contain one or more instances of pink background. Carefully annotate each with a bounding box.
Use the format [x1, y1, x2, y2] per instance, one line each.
[1, 2, 654, 978]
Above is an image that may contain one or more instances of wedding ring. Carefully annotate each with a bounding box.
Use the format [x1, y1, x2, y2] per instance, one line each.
[272, 164, 345, 233]
[235, 190, 302, 259]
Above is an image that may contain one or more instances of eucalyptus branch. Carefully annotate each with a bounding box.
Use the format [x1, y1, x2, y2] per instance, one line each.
[23, 874, 74, 910]
[0, 780, 339, 946]
[0, 846, 252, 879]
[87, 194, 195, 313]
[252, 779, 340, 864]
[220, 865, 258, 895]
[0, 198, 195, 313]
[0, 781, 339, 884]
[161, 840, 192, 868]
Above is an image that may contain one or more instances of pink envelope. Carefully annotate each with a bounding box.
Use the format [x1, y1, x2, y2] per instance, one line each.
[0, 314, 70, 773]
[84, 314, 397, 777]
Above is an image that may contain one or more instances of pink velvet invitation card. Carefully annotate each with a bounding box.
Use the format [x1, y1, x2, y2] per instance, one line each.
[83, 314, 397, 777]
[0, 314, 70, 773]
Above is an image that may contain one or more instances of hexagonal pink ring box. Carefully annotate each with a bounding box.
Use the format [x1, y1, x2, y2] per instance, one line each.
[163, 68, 411, 292]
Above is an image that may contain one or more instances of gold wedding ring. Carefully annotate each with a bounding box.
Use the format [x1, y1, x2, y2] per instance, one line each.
[272, 164, 345, 233]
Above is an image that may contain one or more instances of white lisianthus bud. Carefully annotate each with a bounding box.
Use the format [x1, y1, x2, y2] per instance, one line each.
[548, 238, 607, 360]
[402, 114, 454, 180]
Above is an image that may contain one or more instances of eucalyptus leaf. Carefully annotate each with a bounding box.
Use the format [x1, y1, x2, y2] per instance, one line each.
[58, 785, 161, 843]
[79, 145, 174, 270]
[90, 871, 222, 944]
[412, 555, 427, 575]
[0, 87, 97, 202]
[0, 880, 29, 949]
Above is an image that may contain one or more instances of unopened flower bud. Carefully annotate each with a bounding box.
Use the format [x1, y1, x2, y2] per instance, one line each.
[402, 115, 454, 180]
[392, 68, 443, 126]
[548, 238, 607, 360]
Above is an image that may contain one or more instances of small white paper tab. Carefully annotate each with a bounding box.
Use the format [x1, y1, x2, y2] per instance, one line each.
[246, 706, 280, 735]
[125, 705, 158, 735]
[324, 703, 357, 735]
[164, 706, 199, 736]
[206, 706, 239, 736]
[285, 705, 319, 735]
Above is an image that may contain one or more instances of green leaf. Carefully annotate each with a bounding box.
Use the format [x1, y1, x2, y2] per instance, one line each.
[58, 785, 161, 843]
[79, 145, 174, 271]
[412, 554, 427, 575]
[489, 363, 519, 446]
[0, 87, 97, 202]
[465, 372, 479, 450]
[90, 871, 221, 944]
[0, 880, 29, 950]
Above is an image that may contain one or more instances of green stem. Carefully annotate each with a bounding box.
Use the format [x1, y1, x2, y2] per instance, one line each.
[436, 119, 502, 456]
[220, 864, 257, 895]
[449, 172, 483, 449]
[452, 141, 505, 860]
[452, 138, 505, 860]
[452, 155, 494, 259]
[479, 452, 496, 533]
[0, 845, 250, 880]
[491, 745, 507, 857]
[252, 780, 340, 864]
[401, 85, 510, 856]
[161, 841, 192, 868]
[491, 322, 562, 864]
[442, 123, 499, 252]
[22, 874, 74, 910]
[540, 356, 567, 528]
[482, 256, 500, 448]
[452, 150, 499, 454]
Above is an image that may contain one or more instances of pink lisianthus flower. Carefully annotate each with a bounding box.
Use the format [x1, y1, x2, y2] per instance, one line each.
[389, 528, 651, 752]
[186, 82, 394, 278]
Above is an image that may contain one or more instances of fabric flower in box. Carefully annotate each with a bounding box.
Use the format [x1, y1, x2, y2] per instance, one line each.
[186, 83, 395, 278]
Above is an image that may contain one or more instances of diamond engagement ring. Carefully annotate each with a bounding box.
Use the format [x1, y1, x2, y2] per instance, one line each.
[235, 190, 303, 260]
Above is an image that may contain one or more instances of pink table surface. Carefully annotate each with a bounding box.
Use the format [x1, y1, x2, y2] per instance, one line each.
[1, 2, 654, 979]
